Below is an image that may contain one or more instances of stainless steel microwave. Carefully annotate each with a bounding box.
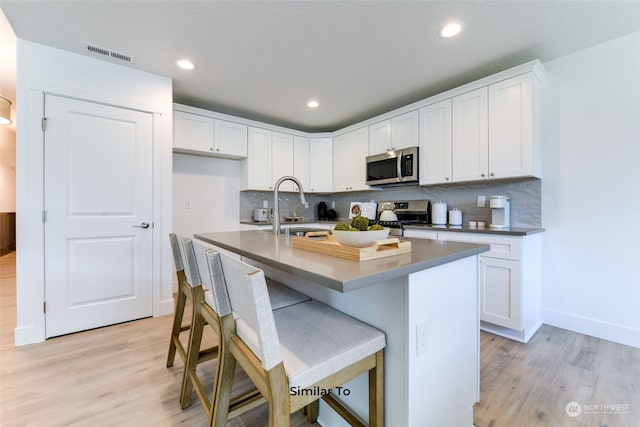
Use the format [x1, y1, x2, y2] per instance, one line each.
[366, 146, 418, 185]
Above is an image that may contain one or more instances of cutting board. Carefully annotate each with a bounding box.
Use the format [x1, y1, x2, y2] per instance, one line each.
[292, 231, 411, 262]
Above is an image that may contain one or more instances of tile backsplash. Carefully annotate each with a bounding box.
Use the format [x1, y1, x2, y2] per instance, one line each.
[240, 178, 541, 227]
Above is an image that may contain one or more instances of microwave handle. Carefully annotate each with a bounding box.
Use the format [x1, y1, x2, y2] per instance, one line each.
[397, 150, 404, 181]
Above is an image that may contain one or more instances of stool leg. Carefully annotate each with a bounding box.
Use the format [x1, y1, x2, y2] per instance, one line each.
[180, 289, 206, 409]
[305, 400, 319, 423]
[369, 350, 385, 427]
[167, 278, 187, 367]
[210, 315, 236, 427]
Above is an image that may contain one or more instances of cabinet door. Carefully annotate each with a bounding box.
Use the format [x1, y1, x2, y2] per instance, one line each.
[293, 136, 310, 192]
[246, 127, 272, 191]
[369, 120, 392, 154]
[391, 110, 419, 150]
[173, 111, 214, 152]
[332, 133, 351, 192]
[349, 127, 370, 191]
[272, 131, 294, 191]
[309, 138, 332, 193]
[479, 256, 522, 330]
[214, 119, 247, 158]
[452, 87, 488, 182]
[419, 100, 452, 185]
[489, 74, 534, 179]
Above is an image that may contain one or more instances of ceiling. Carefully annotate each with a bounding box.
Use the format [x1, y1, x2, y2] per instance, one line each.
[1, 1, 639, 132]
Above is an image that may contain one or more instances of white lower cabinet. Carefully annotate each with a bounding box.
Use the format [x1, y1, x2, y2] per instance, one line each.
[404, 229, 542, 343]
[478, 256, 522, 330]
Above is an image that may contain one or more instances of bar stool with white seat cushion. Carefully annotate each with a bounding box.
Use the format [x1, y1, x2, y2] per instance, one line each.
[166, 233, 218, 369]
[179, 237, 313, 419]
[199, 248, 386, 427]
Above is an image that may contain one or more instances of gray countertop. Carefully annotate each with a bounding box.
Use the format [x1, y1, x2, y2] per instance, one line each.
[403, 224, 544, 236]
[194, 230, 489, 293]
[241, 220, 543, 236]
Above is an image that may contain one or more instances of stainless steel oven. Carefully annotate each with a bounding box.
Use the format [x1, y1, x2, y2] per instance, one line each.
[366, 146, 418, 185]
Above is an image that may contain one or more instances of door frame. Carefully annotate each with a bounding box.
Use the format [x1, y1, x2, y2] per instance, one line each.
[15, 79, 174, 346]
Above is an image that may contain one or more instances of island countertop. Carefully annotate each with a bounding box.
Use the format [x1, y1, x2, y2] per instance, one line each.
[194, 230, 489, 292]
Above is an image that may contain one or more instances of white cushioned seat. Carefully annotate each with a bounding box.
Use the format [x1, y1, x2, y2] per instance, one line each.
[272, 300, 385, 389]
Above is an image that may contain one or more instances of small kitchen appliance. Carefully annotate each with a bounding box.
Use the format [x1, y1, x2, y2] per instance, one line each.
[431, 202, 448, 225]
[317, 201, 327, 220]
[490, 196, 510, 229]
[253, 208, 269, 222]
[376, 200, 429, 236]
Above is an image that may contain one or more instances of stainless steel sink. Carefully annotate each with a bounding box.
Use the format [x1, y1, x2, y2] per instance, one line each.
[282, 227, 329, 237]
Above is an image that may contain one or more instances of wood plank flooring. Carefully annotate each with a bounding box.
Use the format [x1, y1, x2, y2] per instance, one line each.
[1, 251, 639, 426]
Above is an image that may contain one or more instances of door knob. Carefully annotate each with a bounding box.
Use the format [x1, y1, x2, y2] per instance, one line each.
[132, 222, 150, 229]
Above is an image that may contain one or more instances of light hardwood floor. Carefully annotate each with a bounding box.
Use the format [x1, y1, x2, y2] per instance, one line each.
[1, 251, 638, 426]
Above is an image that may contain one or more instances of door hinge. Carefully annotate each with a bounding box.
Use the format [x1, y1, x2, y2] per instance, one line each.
[42, 117, 48, 131]
[42, 210, 47, 223]
[43, 302, 46, 314]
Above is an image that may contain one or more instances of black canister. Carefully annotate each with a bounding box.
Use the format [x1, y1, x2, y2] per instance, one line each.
[327, 209, 337, 221]
[317, 201, 327, 220]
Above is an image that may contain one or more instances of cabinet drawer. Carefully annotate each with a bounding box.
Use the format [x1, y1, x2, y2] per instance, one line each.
[404, 229, 439, 240]
[438, 232, 522, 260]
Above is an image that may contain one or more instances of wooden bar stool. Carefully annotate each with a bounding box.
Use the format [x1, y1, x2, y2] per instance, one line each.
[178, 237, 314, 420]
[196, 247, 386, 427]
[166, 233, 218, 369]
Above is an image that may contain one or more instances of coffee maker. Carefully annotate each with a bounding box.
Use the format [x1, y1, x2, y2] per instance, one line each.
[490, 196, 510, 229]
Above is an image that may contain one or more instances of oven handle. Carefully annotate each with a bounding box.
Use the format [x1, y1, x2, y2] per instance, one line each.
[397, 150, 403, 181]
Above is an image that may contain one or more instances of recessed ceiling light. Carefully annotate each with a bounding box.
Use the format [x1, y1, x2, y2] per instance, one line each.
[176, 59, 195, 70]
[440, 21, 464, 38]
[307, 100, 319, 108]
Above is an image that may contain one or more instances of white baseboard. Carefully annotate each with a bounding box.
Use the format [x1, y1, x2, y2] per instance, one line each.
[14, 324, 45, 347]
[155, 298, 175, 317]
[542, 309, 640, 349]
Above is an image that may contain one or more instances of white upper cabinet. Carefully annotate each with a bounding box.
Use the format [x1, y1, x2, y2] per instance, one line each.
[308, 138, 333, 193]
[452, 87, 489, 182]
[391, 110, 419, 150]
[368, 110, 419, 154]
[292, 136, 310, 192]
[174, 111, 214, 153]
[174, 110, 247, 159]
[489, 73, 539, 179]
[271, 131, 294, 191]
[368, 120, 392, 154]
[333, 127, 369, 192]
[243, 127, 273, 191]
[214, 119, 248, 158]
[419, 99, 452, 185]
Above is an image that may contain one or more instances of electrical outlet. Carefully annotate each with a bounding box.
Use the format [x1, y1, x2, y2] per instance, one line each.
[416, 322, 427, 356]
[304, 202, 309, 209]
[331, 201, 336, 209]
[477, 196, 486, 208]
[184, 199, 192, 209]
[263, 200, 268, 208]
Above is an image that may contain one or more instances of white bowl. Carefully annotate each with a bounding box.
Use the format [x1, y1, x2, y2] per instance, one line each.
[332, 228, 391, 248]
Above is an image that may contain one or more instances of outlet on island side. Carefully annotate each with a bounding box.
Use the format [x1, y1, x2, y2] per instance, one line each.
[416, 322, 427, 357]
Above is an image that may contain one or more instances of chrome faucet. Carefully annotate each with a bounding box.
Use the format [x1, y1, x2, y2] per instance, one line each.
[273, 176, 306, 235]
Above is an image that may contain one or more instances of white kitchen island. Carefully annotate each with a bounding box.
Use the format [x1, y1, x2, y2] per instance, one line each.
[195, 230, 488, 427]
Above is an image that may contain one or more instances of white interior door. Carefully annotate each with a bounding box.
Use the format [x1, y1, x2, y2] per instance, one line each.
[44, 94, 153, 338]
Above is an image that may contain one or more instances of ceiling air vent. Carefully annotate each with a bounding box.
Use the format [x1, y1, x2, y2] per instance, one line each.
[85, 43, 134, 64]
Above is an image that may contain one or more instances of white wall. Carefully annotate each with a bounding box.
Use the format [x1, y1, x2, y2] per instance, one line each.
[15, 40, 174, 346]
[172, 153, 244, 237]
[541, 31, 640, 348]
